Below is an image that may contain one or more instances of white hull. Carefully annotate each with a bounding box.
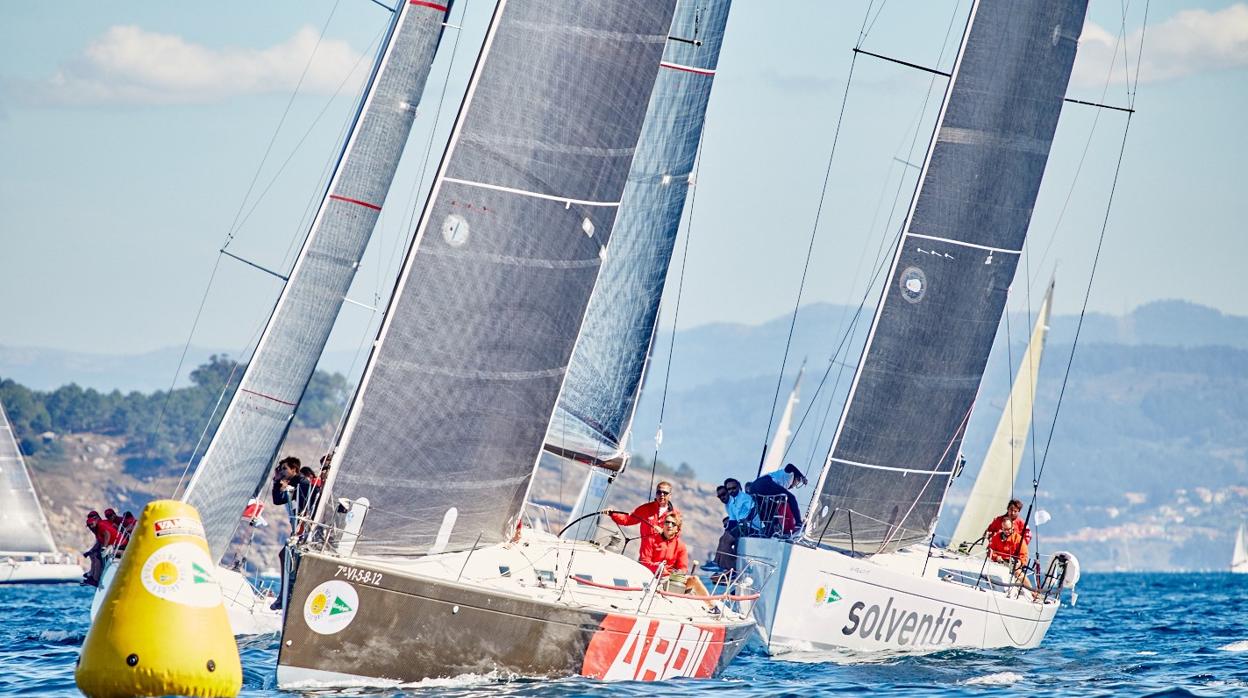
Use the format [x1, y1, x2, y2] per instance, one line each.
[91, 559, 281, 636]
[0, 558, 81, 584]
[738, 537, 1059, 654]
[1233, 562, 1248, 574]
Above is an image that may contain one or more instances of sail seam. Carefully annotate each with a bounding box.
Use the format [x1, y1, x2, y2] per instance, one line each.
[905, 232, 1022, 255]
[660, 61, 715, 75]
[409, 0, 449, 10]
[442, 177, 622, 207]
[328, 194, 383, 211]
[829, 457, 955, 476]
[239, 387, 298, 407]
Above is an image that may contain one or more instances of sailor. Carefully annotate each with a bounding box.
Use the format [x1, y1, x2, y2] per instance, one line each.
[608, 481, 679, 555]
[116, 511, 137, 550]
[642, 513, 717, 611]
[713, 478, 756, 575]
[748, 463, 808, 535]
[271, 456, 313, 529]
[984, 499, 1031, 550]
[82, 511, 118, 586]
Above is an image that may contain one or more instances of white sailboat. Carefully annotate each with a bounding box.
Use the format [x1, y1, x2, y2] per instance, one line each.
[760, 367, 803, 476]
[89, 1, 452, 636]
[1233, 524, 1248, 574]
[738, 0, 1087, 654]
[948, 278, 1054, 551]
[0, 399, 81, 584]
[276, 0, 762, 685]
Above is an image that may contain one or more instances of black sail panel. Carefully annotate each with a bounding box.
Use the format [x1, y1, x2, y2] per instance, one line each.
[328, 1, 677, 556]
[806, 0, 1089, 551]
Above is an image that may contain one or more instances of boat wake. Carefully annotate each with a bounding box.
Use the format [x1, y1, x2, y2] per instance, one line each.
[279, 669, 527, 691]
[34, 629, 84, 644]
[963, 671, 1024, 686]
[1217, 640, 1248, 652]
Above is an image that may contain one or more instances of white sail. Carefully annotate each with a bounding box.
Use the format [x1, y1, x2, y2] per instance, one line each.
[1233, 524, 1248, 573]
[760, 368, 803, 475]
[0, 400, 60, 556]
[949, 279, 1054, 549]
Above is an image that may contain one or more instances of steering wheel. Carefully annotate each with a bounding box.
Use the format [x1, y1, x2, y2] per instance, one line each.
[557, 510, 637, 553]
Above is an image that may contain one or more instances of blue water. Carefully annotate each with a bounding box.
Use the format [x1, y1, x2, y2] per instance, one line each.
[4, 573, 1246, 696]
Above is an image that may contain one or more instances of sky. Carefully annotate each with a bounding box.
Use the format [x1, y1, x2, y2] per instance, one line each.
[1, 0, 1245, 362]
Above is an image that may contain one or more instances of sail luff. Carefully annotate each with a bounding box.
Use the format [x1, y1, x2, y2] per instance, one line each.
[183, 1, 452, 560]
[323, 0, 679, 557]
[805, 0, 1089, 552]
[761, 367, 803, 475]
[0, 400, 59, 555]
[949, 279, 1054, 548]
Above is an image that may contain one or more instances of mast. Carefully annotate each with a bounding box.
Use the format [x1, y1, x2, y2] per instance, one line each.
[320, 0, 679, 557]
[183, 0, 452, 560]
[949, 278, 1054, 549]
[0, 399, 59, 555]
[804, 0, 1089, 552]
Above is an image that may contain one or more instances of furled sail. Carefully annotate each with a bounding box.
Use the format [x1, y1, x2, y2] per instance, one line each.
[183, 1, 451, 560]
[323, 1, 678, 557]
[949, 279, 1054, 549]
[0, 400, 59, 555]
[805, 0, 1088, 552]
[545, 0, 734, 469]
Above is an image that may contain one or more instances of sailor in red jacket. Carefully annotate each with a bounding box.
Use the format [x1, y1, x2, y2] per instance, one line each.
[608, 481, 679, 558]
[639, 513, 717, 611]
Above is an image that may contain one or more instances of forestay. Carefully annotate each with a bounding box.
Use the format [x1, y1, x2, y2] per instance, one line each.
[545, 0, 733, 469]
[805, 0, 1088, 552]
[949, 279, 1054, 549]
[183, 1, 451, 560]
[0, 400, 59, 555]
[325, 0, 677, 556]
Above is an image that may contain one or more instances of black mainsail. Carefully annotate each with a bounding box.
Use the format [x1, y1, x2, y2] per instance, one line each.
[182, 1, 451, 559]
[323, 1, 678, 556]
[805, 0, 1089, 551]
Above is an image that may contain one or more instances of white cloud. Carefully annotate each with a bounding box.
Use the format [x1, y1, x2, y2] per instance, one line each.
[22, 25, 367, 106]
[1073, 3, 1248, 88]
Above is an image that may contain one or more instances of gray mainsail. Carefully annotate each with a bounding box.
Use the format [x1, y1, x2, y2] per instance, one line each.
[545, 0, 733, 469]
[805, 0, 1088, 552]
[183, 0, 451, 560]
[325, 0, 678, 557]
[0, 400, 59, 555]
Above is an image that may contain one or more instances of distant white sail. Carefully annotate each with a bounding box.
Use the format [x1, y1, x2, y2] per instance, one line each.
[1233, 524, 1248, 574]
[0, 400, 59, 555]
[949, 279, 1054, 549]
[760, 368, 802, 475]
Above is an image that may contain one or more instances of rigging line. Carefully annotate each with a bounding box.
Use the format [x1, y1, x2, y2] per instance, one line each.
[647, 125, 710, 493]
[1033, 113, 1135, 499]
[1130, 1, 1151, 109]
[756, 50, 861, 477]
[223, 0, 344, 246]
[1002, 288, 1018, 501]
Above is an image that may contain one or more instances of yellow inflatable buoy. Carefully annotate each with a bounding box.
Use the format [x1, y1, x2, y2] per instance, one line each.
[76, 500, 242, 698]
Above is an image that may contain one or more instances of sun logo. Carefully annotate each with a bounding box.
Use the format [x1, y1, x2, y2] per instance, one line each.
[815, 585, 842, 605]
[309, 592, 330, 616]
[303, 581, 359, 635]
[152, 560, 180, 586]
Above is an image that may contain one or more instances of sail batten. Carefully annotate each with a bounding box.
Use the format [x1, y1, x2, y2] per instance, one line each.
[546, 0, 733, 468]
[0, 402, 60, 555]
[182, 2, 450, 560]
[324, 0, 679, 557]
[805, 0, 1089, 552]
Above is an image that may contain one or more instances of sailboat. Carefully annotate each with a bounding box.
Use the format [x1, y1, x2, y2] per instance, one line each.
[738, 0, 1086, 653]
[0, 399, 81, 584]
[760, 367, 803, 476]
[89, 0, 452, 635]
[948, 278, 1054, 551]
[276, 0, 760, 685]
[1233, 524, 1248, 574]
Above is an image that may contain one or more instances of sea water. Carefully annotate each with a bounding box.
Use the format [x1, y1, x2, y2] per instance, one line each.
[3, 573, 1245, 696]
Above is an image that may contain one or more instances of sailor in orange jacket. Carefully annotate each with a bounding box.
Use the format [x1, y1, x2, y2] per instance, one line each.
[639, 513, 716, 611]
[608, 481, 679, 559]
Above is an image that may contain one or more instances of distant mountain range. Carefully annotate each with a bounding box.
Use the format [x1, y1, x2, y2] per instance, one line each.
[4, 298, 1247, 570]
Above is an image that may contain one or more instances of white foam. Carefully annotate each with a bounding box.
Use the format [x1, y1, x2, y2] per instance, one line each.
[1137, 650, 1158, 656]
[964, 671, 1024, 686]
[1218, 640, 1248, 652]
[38, 630, 82, 642]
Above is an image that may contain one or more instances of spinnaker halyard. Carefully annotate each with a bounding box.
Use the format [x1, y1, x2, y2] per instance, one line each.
[740, 0, 1089, 654]
[278, 0, 759, 685]
[89, 0, 453, 635]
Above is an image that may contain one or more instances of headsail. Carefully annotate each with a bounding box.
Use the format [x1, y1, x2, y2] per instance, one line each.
[182, 1, 452, 560]
[0, 400, 59, 555]
[545, 0, 734, 470]
[323, 1, 678, 557]
[761, 367, 803, 475]
[805, 0, 1088, 552]
[949, 279, 1054, 549]
[1234, 524, 1248, 573]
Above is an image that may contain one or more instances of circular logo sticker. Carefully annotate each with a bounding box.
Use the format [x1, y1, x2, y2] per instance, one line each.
[303, 580, 359, 635]
[899, 266, 927, 304]
[442, 213, 469, 247]
[139, 541, 222, 607]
